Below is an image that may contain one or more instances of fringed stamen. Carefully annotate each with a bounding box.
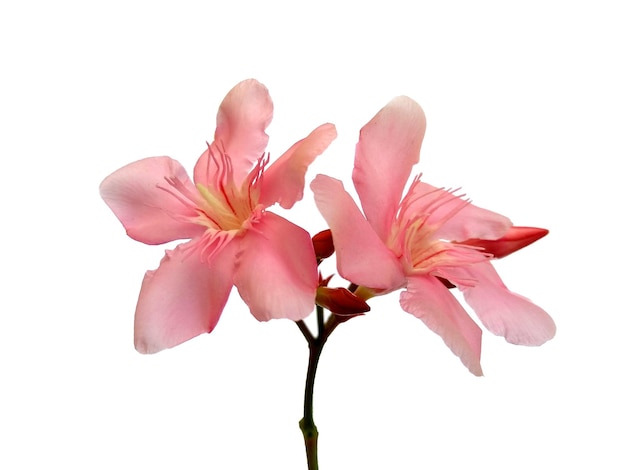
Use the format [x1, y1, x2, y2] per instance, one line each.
[194, 143, 265, 232]
[156, 176, 199, 211]
[243, 152, 269, 211]
[399, 176, 471, 235]
[393, 176, 489, 276]
[198, 230, 235, 264]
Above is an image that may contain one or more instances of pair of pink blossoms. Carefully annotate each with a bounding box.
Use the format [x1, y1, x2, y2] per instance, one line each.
[101, 79, 555, 374]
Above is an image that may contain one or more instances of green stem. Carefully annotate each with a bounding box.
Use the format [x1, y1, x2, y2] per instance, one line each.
[299, 339, 322, 469]
[297, 317, 315, 344]
[297, 310, 341, 470]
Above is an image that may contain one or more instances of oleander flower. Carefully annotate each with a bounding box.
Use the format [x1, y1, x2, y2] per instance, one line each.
[311, 96, 554, 375]
[101, 79, 337, 353]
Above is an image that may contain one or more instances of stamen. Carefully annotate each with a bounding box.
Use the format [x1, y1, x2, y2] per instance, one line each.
[411, 246, 452, 269]
[400, 177, 471, 233]
[198, 230, 234, 264]
[242, 153, 268, 210]
[193, 143, 265, 232]
[393, 176, 490, 276]
[156, 177, 198, 211]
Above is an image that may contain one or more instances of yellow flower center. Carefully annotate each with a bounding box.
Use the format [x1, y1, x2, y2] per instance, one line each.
[388, 177, 488, 279]
[157, 148, 268, 263]
[193, 148, 267, 233]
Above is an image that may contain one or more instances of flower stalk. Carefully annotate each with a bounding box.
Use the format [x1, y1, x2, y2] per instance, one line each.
[297, 308, 341, 470]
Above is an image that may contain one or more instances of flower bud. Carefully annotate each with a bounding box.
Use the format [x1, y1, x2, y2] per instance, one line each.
[316, 286, 370, 316]
[312, 229, 335, 260]
[459, 226, 548, 259]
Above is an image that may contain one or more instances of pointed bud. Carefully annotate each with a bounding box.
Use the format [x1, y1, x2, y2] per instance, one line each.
[316, 286, 370, 316]
[312, 229, 335, 260]
[460, 226, 549, 259]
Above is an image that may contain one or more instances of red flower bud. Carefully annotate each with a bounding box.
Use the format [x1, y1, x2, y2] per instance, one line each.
[316, 286, 370, 316]
[312, 229, 335, 259]
[459, 226, 548, 259]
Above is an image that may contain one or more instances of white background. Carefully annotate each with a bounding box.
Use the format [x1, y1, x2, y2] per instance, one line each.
[1, 1, 624, 468]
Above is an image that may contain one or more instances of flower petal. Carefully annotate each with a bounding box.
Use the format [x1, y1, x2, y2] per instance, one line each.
[134, 239, 239, 354]
[458, 262, 556, 345]
[260, 123, 337, 209]
[100, 157, 205, 245]
[404, 180, 512, 241]
[311, 175, 405, 291]
[353, 96, 426, 239]
[234, 212, 318, 321]
[194, 79, 273, 186]
[400, 275, 483, 376]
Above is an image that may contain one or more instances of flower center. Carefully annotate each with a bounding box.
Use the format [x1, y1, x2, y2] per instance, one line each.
[155, 148, 269, 264]
[389, 176, 489, 280]
[193, 147, 267, 232]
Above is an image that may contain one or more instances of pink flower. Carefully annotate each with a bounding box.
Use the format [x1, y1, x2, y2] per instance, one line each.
[101, 79, 337, 353]
[311, 97, 555, 375]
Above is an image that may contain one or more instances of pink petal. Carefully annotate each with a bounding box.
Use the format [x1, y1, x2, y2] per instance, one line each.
[260, 123, 337, 209]
[311, 175, 405, 291]
[460, 226, 549, 258]
[457, 262, 556, 345]
[353, 96, 426, 239]
[134, 238, 239, 353]
[400, 275, 483, 376]
[234, 212, 318, 321]
[100, 157, 205, 245]
[194, 79, 273, 186]
[403, 180, 512, 242]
